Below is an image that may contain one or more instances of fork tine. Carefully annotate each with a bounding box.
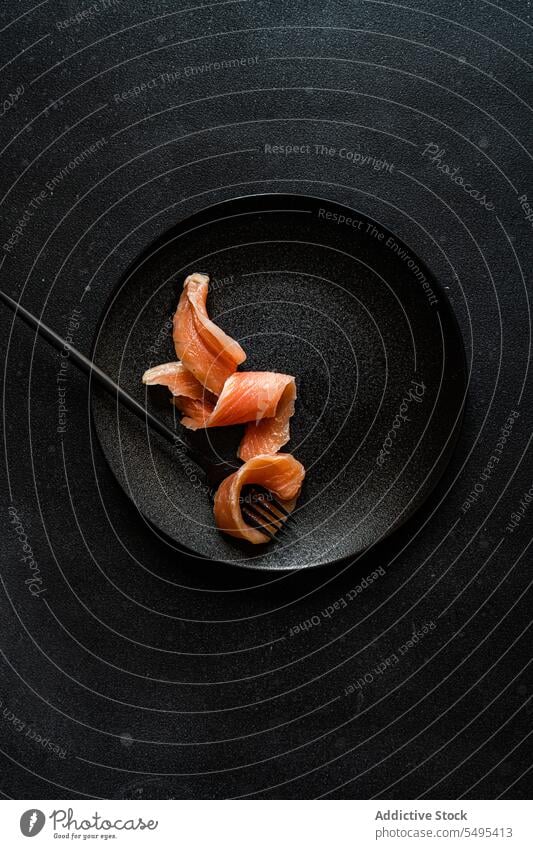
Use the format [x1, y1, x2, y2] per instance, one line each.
[241, 485, 293, 533]
[251, 485, 292, 518]
[241, 507, 277, 542]
[242, 487, 283, 518]
[244, 500, 287, 533]
[248, 498, 292, 535]
[247, 504, 291, 538]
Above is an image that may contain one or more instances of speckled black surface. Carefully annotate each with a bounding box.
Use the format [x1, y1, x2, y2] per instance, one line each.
[0, 0, 531, 800]
[92, 194, 466, 569]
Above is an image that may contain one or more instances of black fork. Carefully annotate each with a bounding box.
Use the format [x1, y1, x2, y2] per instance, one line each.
[170, 435, 292, 541]
[0, 288, 293, 541]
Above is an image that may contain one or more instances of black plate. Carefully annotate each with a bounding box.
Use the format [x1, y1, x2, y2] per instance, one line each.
[91, 194, 467, 570]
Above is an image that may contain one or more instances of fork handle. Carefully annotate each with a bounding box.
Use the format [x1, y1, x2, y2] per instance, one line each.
[0, 287, 240, 484]
[0, 287, 191, 451]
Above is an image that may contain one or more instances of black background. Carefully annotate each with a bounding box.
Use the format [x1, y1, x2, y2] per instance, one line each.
[0, 0, 531, 799]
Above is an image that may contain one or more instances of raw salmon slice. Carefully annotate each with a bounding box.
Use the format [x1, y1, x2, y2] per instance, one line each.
[173, 272, 246, 395]
[142, 361, 216, 429]
[143, 361, 205, 398]
[172, 396, 216, 430]
[201, 371, 296, 460]
[238, 377, 296, 462]
[213, 453, 305, 544]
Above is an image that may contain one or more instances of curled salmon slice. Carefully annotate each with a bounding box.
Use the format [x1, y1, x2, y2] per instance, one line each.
[213, 453, 305, 544]
[238, 376, 296, 462]
[142, 361, 216, 429]
[173, 272, 246, 395]
[205, 372, 294, 426]
[204, 372, 296, 459]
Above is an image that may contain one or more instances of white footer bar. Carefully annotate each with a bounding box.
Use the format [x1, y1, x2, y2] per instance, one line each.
[2, 799, 530, 848]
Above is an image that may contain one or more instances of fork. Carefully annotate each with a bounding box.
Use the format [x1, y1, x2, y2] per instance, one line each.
[0, 287, 292, 541]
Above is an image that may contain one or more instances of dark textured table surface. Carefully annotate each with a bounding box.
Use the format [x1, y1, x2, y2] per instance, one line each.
[0, 0, 531, 799]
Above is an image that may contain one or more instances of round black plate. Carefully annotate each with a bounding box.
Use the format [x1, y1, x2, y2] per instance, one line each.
[91, 194, 467, 570]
